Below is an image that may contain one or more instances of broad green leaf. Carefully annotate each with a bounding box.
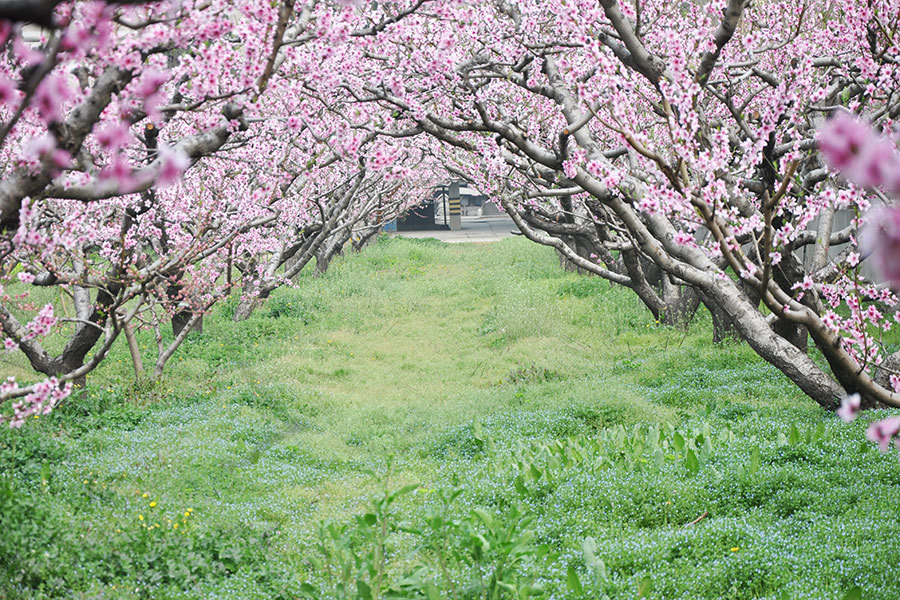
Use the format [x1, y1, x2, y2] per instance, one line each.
[471, 508, 494, 528]
[632, 440, 644, 460]
[514, 475, 528, 497]
[749, 446, 760, 475]
[647, 424, 660, 449]
[582, 536, 607, 579]
[654, 449, 665, 470]
[637, 575, 653, 597]
[789, 424, 801, 445]
[685, 449, 699, 475]
[356, 579, 372, 600]
[567, 565, 584, 595]
[473, 533, 491, 552]
[842, 586, 863, 600]
[425, 581, 441, 600]
[388, 483, 419, 502]
[548, 454, 561, 471]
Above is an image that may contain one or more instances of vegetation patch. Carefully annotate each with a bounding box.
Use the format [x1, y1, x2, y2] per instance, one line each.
[2, 237, 898, 599]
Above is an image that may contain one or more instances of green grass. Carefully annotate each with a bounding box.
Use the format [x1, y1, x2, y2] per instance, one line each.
[1, 236, 899, 599]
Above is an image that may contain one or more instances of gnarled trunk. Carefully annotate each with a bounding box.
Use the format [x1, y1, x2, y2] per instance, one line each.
[707, 277, 844, 410]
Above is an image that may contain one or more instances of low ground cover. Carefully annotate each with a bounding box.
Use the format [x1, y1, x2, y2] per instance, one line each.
[2, 236, 899, 599]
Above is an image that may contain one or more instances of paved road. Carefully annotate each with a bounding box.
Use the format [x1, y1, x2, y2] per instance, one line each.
[392, 215, 518, 243]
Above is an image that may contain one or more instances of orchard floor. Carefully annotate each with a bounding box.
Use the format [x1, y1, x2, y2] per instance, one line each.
[3, 236, 900, 600]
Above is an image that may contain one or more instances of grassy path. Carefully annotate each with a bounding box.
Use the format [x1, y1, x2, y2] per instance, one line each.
[2, 237, 900, 599]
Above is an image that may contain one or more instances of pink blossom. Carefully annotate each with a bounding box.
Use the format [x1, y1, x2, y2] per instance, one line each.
[0, 377, 17, 396]
[156, 146, 190, 187]
[136, 69, 169, 120]
[25, 304, 57, 338]
[95, 121, 133, 150]
[0, 77, 16, 107]
[674, 231, 693, 246]
[860, 206, 900, 288]
[0, 377, 72, 429]
[850, 136, 900, 194]
[17, 271, 34, 284]
[99, 156, 137, 192]
[866, 416, 900, 452]
[33, 74, 72, 124]
[819, 112, 900, 196]
[837, 393, 860, 423]
[286, 115, 302, 132]
[136, 69, 169, 98]
[4, 338, 18, 352]
[368, 145, 400, 170]
[0, 20, 11, 46]
[23, 134, 57, 162]
[13, 35, 43, 66]
[818, 113, 873, 168]
[61, 23, 94, 52]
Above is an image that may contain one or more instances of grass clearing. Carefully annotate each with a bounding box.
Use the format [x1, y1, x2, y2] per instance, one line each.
[2, 236, 899, 599]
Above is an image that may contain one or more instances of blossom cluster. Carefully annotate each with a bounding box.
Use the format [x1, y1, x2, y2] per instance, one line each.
[822, 115, 900, 455]
[0, 376, 72, 428]
[819, 113, 900, 287]
[839, 394, 900, 458]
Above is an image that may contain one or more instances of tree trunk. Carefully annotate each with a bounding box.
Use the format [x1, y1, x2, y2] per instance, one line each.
[42, 286, 116, 387]
[123, 322, 144, 380]
[704, 295, 741, 343]
[233, 290, 269, 321]
[657, 287, 700, 328]
[700, 281, 761, 344]
[352, 225, 381, 252]
[315, 243, 341, 275]
[172, 311, 203, 337]
[708, 278, 844, 410]
[316, 228, 352, 275]
[772, 318, 808, 353]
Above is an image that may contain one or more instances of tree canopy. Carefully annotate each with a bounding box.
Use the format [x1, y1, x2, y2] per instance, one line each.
[1, 0, 900, 429]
